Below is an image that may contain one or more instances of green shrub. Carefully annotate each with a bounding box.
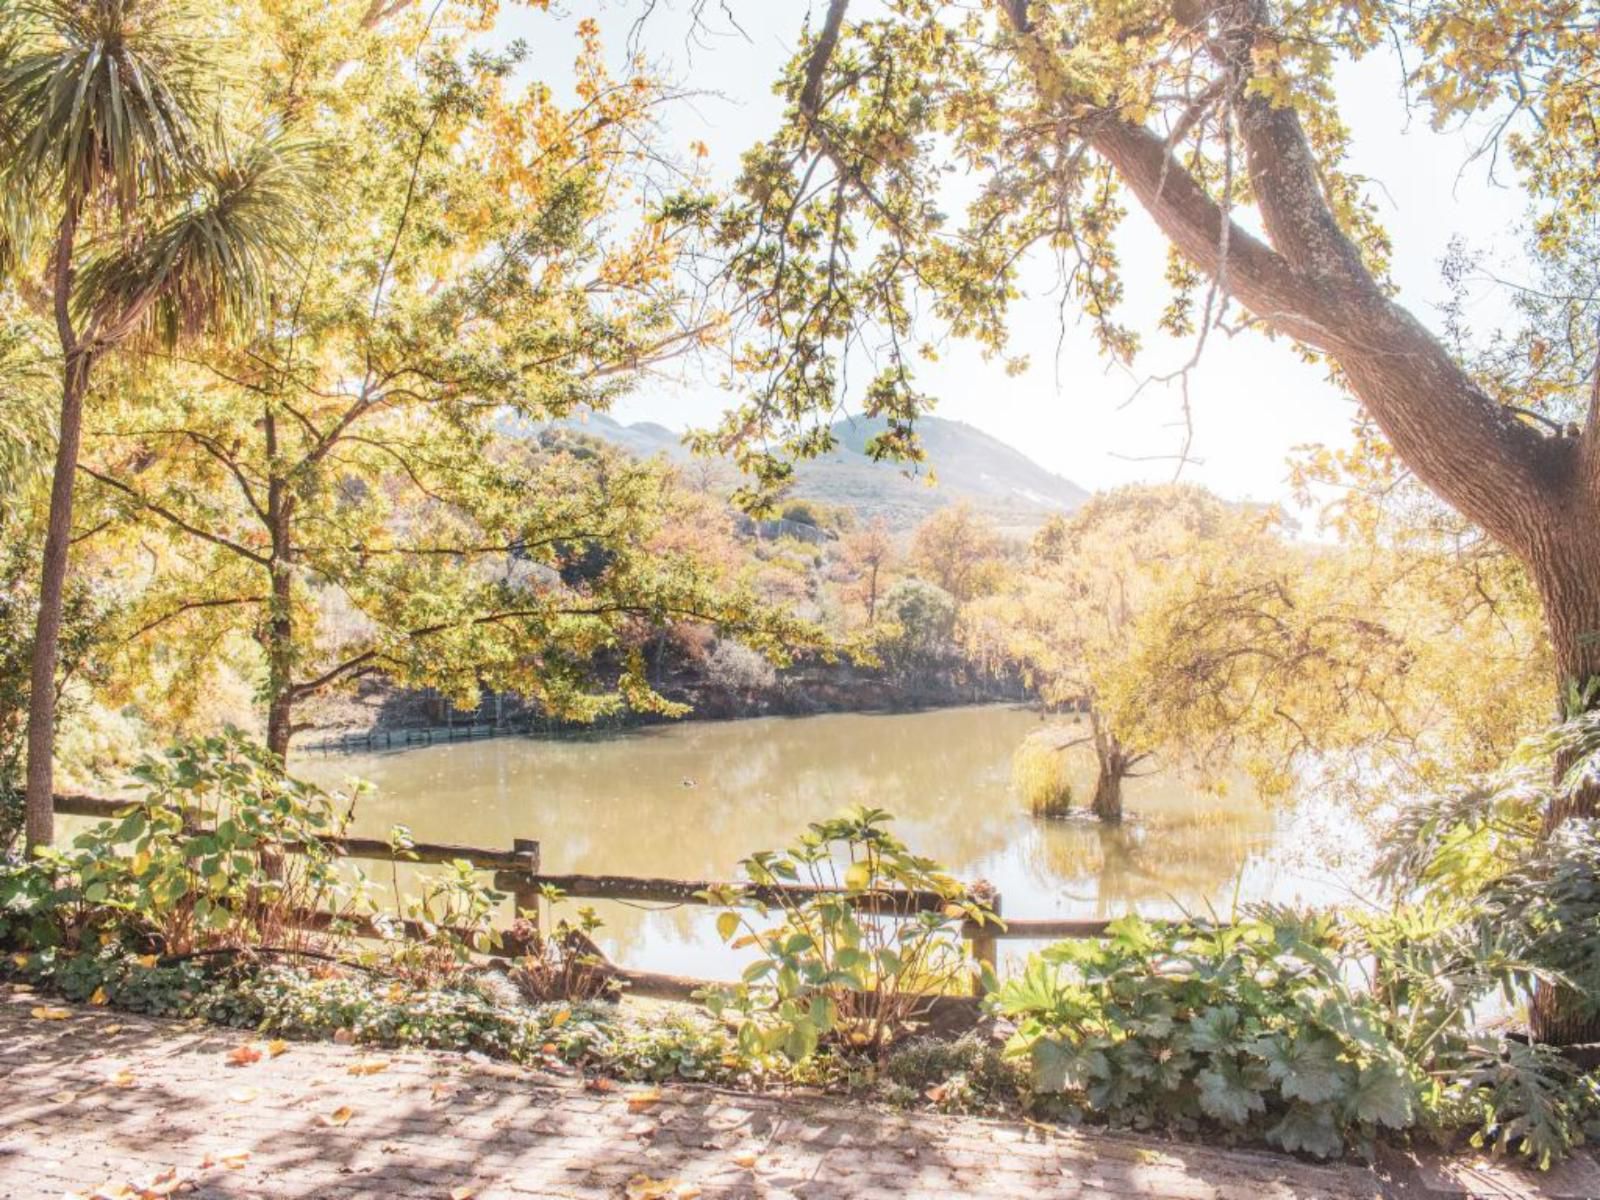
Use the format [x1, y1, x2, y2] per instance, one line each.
[701, 806, 1001, 1060]
[990, 912, 1419, 1157]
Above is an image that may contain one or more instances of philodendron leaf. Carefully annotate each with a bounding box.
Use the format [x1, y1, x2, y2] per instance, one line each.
[1269, 1102, 1344, 1158]
[1351, 1061, 1416, 1128]
[1196, 1060, 1267, 1125]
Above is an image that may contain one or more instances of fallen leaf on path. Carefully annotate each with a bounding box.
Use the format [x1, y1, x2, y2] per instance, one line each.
[227, 1043, 263, 1066]
[729, 1152, 758, 1169]
[624, 1177, 700, 1200]
[449, 1187, 477, 1200]
[333, 1028, 354, 1044]
[102, 1023, 125, 1035]
[48, 1089, 76, 1104]
[226, 1087, 258, 1104]
[321, 1105, 355, 1127]
[625, 1087, 662, 1113]
[204, 1149, 250, 1170]
[89, 986, 108, 1006]
[130, 1167, 183, 1198]
[267, 1039, 288, 1057]
[347, 1059, 389, 1076]
[430, 1082, 457, 1102]
[85, 1181, 135, 1199]
[107, 1070, 137, 1088]
[31, 1006, 72, 1020]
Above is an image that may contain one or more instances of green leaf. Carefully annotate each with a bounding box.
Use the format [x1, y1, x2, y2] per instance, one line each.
[1196, 1060, 1267, 1125]
[1186, 1005, 1242, 1054]
[1254, 1033, 1349, 1104]
[1030, 1036, 1107, 1094]
[1351, 1062, 1415, 1128]
[1268, 1103, 1344, 1158]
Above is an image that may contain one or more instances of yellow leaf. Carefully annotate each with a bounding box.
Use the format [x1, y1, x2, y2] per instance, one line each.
[89, 986, 108, 1006]
[107, 1069, 136, 1088]
[730, 1151, 758, 1168]
[134, 955, 158, 969]
[550, 1008, 571, 1027]
[625, 1177, 701, 1200]
[31, 1006, 72, 1021]
[102, 1023, 124, 1035]
[267, 1039, 288, 1058]
[844, 861, 872, 891]
[449, 1188, 477, 1200]
[322, 1105, 355, 1127]
[219, 1150, 251, 1170]
[226, 1087, 258, 1104]
[347, 1059, 390, 1076]
[11, 952, 27, 968]
[625, 1087, 662, 1112]
[48, 1089, 76, 1104]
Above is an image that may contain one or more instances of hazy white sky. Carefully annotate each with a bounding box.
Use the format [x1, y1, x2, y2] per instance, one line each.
[501, 2, 1532, 507]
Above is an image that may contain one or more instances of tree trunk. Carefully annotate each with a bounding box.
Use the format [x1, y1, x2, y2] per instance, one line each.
[1088, 712, 1128, 824]
[262, 413, 295, 766]
[1524, 547, 1600, 1044]
[22, 351, 89, 851]
[23, 202, 85, 853]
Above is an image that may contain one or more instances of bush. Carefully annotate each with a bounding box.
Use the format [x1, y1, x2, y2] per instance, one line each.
[701, 806, 1001, 1060]
[990, 912, 1420, 1157]
[1013, 738, 1074, 817]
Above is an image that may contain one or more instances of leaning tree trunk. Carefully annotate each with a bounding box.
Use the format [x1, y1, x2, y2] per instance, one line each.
[22, 350, 89, 852]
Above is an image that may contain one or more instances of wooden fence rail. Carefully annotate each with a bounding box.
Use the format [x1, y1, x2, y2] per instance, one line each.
[53, 794, 1115, 1005]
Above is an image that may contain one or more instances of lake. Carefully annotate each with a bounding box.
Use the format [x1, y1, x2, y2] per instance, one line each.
[296, 705, 1360, 980]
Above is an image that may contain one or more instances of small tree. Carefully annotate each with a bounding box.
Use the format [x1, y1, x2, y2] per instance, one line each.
[910, 502, 1007, 603]
[837, 516, 896, 625]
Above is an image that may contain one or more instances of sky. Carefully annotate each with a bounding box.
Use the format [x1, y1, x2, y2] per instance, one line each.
[499, 1, 1534, 509]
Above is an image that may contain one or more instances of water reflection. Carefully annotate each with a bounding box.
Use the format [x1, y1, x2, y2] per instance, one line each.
[295, 706, 1346, 979]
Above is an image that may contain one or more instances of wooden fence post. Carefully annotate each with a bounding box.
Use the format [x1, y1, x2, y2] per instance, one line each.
[511, 837, 541, 939]
[970, 882, 1001, 997]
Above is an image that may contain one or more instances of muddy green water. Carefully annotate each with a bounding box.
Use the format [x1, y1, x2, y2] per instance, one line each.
[297, 705, 1355, 979]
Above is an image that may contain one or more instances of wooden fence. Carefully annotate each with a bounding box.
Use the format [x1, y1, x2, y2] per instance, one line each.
[54, 795, 1114, 1008]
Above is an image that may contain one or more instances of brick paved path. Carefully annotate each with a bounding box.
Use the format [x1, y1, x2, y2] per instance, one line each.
[0, 993, 1388, 1199]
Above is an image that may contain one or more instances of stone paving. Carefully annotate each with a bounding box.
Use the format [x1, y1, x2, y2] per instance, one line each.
[0, 994, 1587, 1200]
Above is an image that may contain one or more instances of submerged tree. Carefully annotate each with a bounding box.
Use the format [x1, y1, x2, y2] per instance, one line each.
[0, 0, 319, 848]
[963, 485, 1416, 821]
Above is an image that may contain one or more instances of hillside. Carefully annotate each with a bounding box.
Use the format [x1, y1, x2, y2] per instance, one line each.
[552, 411, 1088, 531]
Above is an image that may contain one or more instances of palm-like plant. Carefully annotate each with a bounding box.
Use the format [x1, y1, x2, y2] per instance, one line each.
[0, 0, 319, 849]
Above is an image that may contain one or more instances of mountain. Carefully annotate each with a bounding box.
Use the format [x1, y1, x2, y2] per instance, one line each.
[551, 411, 1089, 531]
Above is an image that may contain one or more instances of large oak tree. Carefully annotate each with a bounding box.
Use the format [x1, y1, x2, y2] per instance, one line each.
[700, 0, 1598, 1037]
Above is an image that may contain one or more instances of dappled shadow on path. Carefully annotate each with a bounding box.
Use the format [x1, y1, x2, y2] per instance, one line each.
[0, 996, 1382, 1199]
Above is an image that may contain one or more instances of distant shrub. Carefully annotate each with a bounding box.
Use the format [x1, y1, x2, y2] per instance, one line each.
[705, 639, 777, 693]
[1013, 738, 1073, 817]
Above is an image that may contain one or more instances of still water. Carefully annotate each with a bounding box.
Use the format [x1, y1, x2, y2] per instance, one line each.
[297, 705, 1357, 980]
